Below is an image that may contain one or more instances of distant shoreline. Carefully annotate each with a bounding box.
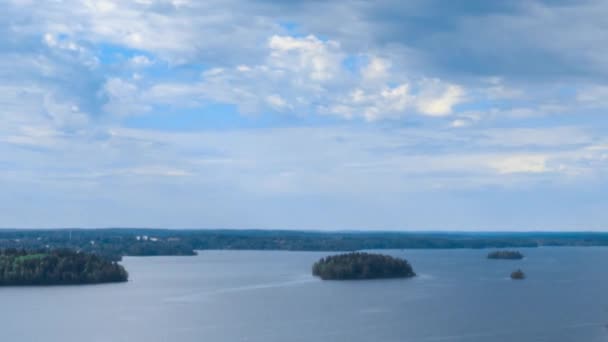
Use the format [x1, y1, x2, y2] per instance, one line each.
[2, 229, 608, 261]
[1, 228, 607, 234]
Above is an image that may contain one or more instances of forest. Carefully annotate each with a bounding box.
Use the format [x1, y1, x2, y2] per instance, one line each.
[312, 252, 416, 280]
[0, 249, 128, 286]
[1, 229, 608, 261]
[487, 250, 524, 260]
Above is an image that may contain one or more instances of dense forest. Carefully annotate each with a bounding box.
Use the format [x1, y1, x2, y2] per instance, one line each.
[0, 249, 128, 286]
[487, 250, 524, 260]
[0, 229, 608, 260]
[312, 252, 416, 280]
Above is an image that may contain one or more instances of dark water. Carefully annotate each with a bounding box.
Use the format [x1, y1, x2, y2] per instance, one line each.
[1, 248, 608, 341]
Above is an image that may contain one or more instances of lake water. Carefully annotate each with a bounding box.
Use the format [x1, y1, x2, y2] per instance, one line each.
[1, 248, 608, 341]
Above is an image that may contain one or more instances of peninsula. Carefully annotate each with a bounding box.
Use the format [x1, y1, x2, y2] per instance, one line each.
[0, 249, 128, 286]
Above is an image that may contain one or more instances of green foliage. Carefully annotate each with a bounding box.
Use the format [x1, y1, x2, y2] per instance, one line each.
[312, 252, 416, 280]
[0, 249, 128, 286]
[2, 229, 608, 260]
[15, 253, 47, 262]
[0, 230, 197, 261]
[487, 250, 524, 260]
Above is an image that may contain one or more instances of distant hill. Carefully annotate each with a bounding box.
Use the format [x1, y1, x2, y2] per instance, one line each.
[1, 229, 608, 260]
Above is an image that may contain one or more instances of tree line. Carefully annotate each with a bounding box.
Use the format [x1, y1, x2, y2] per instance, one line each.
[312, 252, 416, 280]
[2, 229, 608, 261]
[0, 248, 128, 286]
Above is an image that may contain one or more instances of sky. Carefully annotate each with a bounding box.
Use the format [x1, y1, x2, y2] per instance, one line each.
[1, 0, 608, 230]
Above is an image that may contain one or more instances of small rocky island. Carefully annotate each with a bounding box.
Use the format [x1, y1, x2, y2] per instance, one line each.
[0, 249, 128, 286]
[487, 250, 524, 260]
[312, 252, 416, 280]
[510, 269, 526, 280]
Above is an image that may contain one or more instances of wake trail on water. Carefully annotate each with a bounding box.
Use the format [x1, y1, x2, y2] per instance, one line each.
[164, 276, 316, 303]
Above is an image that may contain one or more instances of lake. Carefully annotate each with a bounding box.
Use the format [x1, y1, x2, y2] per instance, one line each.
[1, 248, 608, 341]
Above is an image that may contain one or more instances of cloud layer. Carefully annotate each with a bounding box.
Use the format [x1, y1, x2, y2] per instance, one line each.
[1, 0, 608, 229]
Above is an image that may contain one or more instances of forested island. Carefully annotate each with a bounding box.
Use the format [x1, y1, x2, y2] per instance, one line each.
[511, 269, 526, 280]
[312, 252, 416, 280]
[0, 249, 128, 286]
[487, 250, 524, 260]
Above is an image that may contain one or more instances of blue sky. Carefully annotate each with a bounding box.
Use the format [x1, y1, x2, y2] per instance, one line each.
[1, 0, 608, 230]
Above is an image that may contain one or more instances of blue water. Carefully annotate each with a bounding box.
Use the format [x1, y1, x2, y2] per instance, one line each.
[1, 248, 607, 341]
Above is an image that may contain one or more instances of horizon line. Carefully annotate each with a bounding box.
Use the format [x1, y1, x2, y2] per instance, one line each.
[0, 227, 607, 234]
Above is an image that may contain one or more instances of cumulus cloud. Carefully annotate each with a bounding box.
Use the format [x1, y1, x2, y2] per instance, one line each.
[415, 82, 464, 117]
[164, 34, 466, 120]
[362, 57, 391, 80]
[4, 0, 605, 125]
[268, 35, 342, 81]
[1, 0, 608, 228]
[9, 0, 608, 80]
[8, 0, 278, 65]
[129, 55, 154, 67]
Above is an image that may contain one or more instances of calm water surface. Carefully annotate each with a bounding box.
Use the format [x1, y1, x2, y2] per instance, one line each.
[1, 248, 608, 341]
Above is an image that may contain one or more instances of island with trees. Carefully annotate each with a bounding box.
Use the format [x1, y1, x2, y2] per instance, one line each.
[487, 250, 524, 260]
[312, 252, 416, 280]
[0, 249, 128, 286]
[510, 269, 526, 280]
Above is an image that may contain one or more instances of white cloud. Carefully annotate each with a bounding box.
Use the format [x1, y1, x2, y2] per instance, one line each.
[124, 166, 192, 177]
[381, 84, 411, 111]
[451, 119, 470, 128]
[152, 34, 468, 121]
[265, 94, 289, 110]
[5, 2, 478, 123]
[321, 78, 464, 121]
[130, 55, 154, 67]
[362, 57, 390, 80]
[1, 0, 608, 229]
[268, 34, 342, 82]
[102, 78, 149, 116]
[97, 125, 608, 193]
[482, 77, 524, 99]
[481, 127, 592, 148]
[489, 155, 549, 174]
[416, 83, 465, 117]
[577, 85, 608, 107]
